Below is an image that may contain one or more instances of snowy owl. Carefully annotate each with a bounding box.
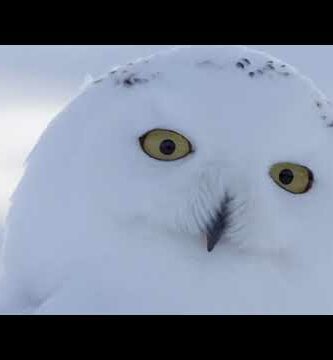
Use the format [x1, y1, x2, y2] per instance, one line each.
[1, 45, 333, 314]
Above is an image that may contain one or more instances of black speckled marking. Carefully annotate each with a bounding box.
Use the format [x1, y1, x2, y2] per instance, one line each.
[122, 74, 149, 87]
[313, 99, 333, 127]
[245, 59, 293, 79]
[265, 64, 275, 71]
[114, 72, 160, 88]
[316, 101, 323, 108]
[236, 58, 251, 70]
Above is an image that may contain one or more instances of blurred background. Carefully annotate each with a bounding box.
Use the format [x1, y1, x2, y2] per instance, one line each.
[0, 45, 333, 224]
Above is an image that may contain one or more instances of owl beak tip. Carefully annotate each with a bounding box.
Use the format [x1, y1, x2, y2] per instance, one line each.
[206, 236, 217, 253]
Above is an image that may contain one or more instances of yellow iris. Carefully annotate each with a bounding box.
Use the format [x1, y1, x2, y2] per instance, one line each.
[140, 129, 193, 161]
[270, 163, 314, 194]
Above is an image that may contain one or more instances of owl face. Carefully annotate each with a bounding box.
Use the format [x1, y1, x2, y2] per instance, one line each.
[53, 45, 333, 256]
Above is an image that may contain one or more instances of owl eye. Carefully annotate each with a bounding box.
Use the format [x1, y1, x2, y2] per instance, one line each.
[139, 129, 193, 161]
[269, 163, 314, 194]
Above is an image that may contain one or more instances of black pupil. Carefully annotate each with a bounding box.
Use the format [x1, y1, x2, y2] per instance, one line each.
[160, 139, 176, 155]
[279, 169, 294, 185]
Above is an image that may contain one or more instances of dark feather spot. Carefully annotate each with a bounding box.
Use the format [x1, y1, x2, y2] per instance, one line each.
[316, 101, 323, 108]
[265, 64, 275, 70]
[122, 74, 149, 87]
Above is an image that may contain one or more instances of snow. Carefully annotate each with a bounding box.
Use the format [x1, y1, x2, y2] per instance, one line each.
[1, 45, 333, 314]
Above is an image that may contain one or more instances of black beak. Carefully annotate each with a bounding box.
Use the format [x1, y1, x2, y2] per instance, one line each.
[205, 194, 234, 253]
[207, 234, 220, 252]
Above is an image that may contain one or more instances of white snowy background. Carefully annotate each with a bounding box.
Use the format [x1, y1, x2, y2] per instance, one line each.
[0, 44, 333, 233]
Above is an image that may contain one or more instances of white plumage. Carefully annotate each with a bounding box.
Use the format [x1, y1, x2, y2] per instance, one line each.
[1, 45, 333, 314]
